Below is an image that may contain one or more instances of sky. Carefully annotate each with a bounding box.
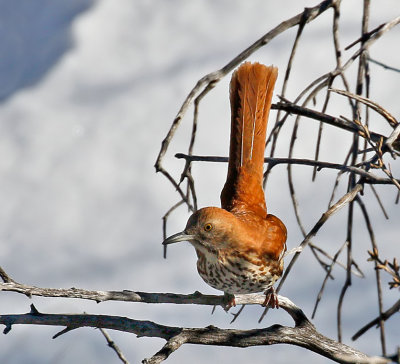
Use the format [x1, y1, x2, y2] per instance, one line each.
[0, 1, 399, 363]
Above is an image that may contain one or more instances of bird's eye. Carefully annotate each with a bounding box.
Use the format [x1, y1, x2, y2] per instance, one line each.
[204, 223, 213, 232]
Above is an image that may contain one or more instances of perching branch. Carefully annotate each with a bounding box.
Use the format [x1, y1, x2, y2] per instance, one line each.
[0, 265, 392, 363]
[0, 299, 388, 364]
[0, 271, 317, 308]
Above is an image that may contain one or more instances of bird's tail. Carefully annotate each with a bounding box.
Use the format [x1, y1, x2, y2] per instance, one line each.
[221, 62, 278, 216]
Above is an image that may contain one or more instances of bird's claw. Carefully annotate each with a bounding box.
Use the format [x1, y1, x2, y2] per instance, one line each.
[222, 292, 236, 311]
[262, 287, 279, 309]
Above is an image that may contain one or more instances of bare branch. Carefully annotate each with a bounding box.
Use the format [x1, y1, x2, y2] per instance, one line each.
[162, 200, 185, 258]
[309, 243, 364, 278]
[356, 197, 387, 354]
[312, 241, 348, 319]
[0, 266, 14, 284]
[367, 57, 400, 73]
[330, 88, 398, 127]
[352, 299, 400, 341]
[0, 298, 388, 364]
[175, 153, 399, 185]
[143, 333, 186, 364]
[0, 274, 318, 309]
[340, 15, 400, 75]
[271, 101, 385, 143]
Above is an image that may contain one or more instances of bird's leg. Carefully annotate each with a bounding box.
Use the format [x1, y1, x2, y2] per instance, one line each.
[222, 292, 236, 311]
[262, 286, 279, 308]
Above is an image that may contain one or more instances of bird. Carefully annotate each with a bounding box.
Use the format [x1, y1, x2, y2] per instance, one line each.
[163, 62, 287, 309]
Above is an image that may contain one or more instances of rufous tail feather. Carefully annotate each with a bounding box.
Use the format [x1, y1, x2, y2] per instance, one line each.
[221, 62, 278, 216]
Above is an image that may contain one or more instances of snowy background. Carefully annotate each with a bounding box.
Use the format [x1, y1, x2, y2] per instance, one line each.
[0, 1, 399, 363]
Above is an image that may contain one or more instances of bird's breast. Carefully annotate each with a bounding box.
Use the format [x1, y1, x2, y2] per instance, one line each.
[195, 248, 283, 294]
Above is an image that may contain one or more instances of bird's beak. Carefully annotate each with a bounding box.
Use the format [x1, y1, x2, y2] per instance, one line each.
[162, 231, 197, 245]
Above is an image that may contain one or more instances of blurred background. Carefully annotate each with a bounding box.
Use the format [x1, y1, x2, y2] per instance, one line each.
[0, 0, 398, 362]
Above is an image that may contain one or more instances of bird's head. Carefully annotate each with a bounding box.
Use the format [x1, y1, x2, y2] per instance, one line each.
[162, 207, 237, 254]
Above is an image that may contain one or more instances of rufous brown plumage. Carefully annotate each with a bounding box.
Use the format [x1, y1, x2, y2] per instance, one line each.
[163, 62, 287, 308]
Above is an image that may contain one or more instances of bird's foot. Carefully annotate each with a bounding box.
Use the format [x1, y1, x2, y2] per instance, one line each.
[222, 292, 236, 311]
[262, 287, 279, 309]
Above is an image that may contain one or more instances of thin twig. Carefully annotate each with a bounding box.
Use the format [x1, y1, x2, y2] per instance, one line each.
[309, 243, 364, 277]
[99, 328, 130, 364]
[330, 88, 398, 128]
[352, 299, 400, 341]
[0, 266, 14, 284]
[337, 1, 369, 343]
[265, 5, 311, 188]
[369, 184, 389, 219]
[356, 197, 386, 354]
[272, 101, 385, 143]
[367, 56, 400, 73]
[175, 153, 399, 185]
[162, 200, 185, 258]
[312, 241, 348, 319]
[309, 245, 336, 278]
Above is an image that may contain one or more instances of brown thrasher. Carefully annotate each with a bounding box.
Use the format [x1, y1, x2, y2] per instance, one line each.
[163, 62, 287, 308]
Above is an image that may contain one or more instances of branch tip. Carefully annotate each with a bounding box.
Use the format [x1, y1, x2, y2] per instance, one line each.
[53, 326, 74, 339]
[3, 324, 12, 335]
